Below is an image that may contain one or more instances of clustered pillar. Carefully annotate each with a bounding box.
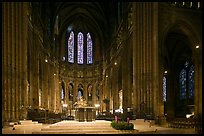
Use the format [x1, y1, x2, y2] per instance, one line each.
[2, 2, 28, 123]
[131, 2, 159, 118]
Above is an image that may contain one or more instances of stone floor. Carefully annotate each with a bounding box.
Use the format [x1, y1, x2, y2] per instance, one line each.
[2, 119, 197, 134]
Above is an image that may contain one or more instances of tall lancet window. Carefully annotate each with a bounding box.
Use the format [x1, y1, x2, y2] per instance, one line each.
[179, 68, 187, 100]
[77, 32, 84, 64]
[68, 31, 74, 63]
[188, 65, 194, 99]
[87, 33, 93, 64]
[163, 76, 167, 102]
[179, 61, 195, 100]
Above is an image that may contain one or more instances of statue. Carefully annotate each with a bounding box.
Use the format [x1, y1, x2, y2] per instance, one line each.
[74, 96, 87, 108]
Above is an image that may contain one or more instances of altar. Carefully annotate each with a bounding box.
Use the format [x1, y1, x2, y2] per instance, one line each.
[74, 96, 96, 122]
[75, 107, 96, 122]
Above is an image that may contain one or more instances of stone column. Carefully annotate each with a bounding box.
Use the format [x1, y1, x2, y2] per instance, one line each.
[143, 3, 147, 115]
[137, 3, 142, 117]
[109, 68, 113, 113]
[55, 70, 60, 113]
[20, 3, 29, 110]
[151, 2, 160, 117]
[132, 3, 137, 115]
[15, 3, 19, 120]
[53, 70, 57, 112]
[112, 66, 118, 112]
[147, 2, 152, 114]
[194, 46, 202, 117]
[50, 65, 55, 111]
[134, 3, 140, 115]
[74, 81, 78, 104]
[18, 3, 22, 120]
[3, 3, 8, 123]
[11, 3, 16, 121]
[102, 76, 106, 112]
[47, 64, 52, 110]
[166, 68, 175, 119]
[122, 44, 131, 120]
[6, 3, 11, 121]
[28, 31, 33, 108]
[83, 82, 88, 103]
[31, 33, 39, 109]
[43, 57, 49, 110]
[66, 82, 69, 105]
[106, 70, 110, 112]
[92, 82, 96, 107]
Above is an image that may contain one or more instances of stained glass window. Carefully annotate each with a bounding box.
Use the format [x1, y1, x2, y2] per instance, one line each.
[77, 32, 84, 64]
[87, 33, 93, 64]
[188, 65, 194, 99]
[179, 61, 195, 100]
[163, 76, 167, 102]
[68, 31, 74, 63]
[179, 69, 186, 99]
[67, 31, 93, 64]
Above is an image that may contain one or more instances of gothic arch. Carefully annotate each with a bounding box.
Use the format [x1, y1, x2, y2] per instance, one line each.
[160, 19, 200, 65]
[161, 20, 197, 119]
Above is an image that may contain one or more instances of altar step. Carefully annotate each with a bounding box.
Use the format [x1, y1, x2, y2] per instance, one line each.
[33, 130, 130, 134]
[19, 120, 39, 125]
[9, 120, 42, 127]
[130, 119, 157, 132]
[33, 120, 127, 134]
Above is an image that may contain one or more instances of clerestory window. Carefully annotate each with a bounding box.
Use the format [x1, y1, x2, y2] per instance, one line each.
[67, 31, 93, 64]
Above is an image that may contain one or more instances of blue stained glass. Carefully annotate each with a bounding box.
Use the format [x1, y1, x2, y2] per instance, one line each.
[77, 32, 84, 64]
[68, 31, 74, 63]
[179, 69, 186, 99]
[188, 65, 194, 99]
[87, 33, 93, 64]
[163, 76, 167, 102]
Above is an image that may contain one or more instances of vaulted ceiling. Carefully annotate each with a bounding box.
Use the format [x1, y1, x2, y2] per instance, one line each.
[47, 2, 118, 52]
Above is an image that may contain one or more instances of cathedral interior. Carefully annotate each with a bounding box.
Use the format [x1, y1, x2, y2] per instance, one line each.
[2, 2, 202, 131]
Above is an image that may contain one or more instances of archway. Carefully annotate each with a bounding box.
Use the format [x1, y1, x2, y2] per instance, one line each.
[164, 31, 194, 119]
